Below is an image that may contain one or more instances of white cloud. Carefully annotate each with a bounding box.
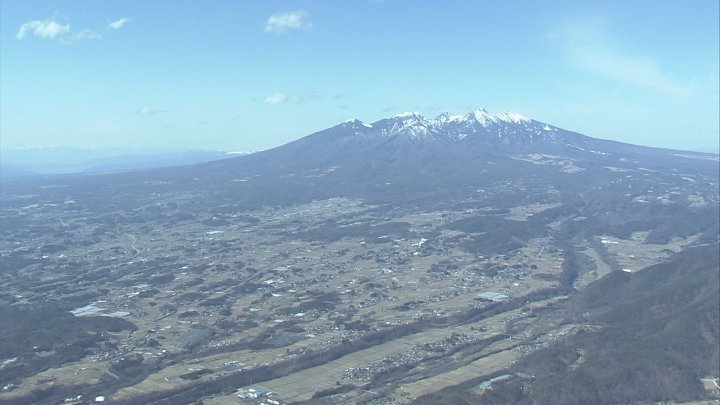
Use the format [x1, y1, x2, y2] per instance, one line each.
[107, 18, 130, 30]
[264, 10, 312, 34]
[74, 29, 101, 40]
[136, 106, 163, 115]
[16, 18, 70, 40]
[262, 92, 318, 104]
[551, 22, 690, 96]
[263, 93, 292, 104]
[58, 29, 102, 44]
[16, 15, 111, 43]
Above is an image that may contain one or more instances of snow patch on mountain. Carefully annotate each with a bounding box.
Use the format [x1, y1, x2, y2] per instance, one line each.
[365, 107, 549, 142]
[326, 107, 592, 149]
[393, 112, 423, 118]
[342, 118, 373, 129]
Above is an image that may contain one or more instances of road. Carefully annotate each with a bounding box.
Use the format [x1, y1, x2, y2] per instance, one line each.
[125, 233, 140, 259]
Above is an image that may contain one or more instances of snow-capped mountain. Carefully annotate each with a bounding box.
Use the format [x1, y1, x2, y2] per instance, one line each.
[189, 106, 714, 191]
[333, 107, 582, 147]
[200, 107, 715, 184]
[4, 105, 716, 215]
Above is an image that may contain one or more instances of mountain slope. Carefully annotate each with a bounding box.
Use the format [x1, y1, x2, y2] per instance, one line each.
[415, 243, 720, 405]
[2, 108, 717, 218]
[179, 108, 717, 208]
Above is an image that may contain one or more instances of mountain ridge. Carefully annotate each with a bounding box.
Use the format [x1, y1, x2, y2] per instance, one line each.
[331, 107, 569, 145]
[275, 107, 713, 160]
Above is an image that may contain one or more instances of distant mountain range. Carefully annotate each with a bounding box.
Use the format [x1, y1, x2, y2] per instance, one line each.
[155, 107, 714, 210]
[6, 108, 716, 211]
[0, 149, 241, 177]
[2, 108, 715, 181]
[342, 108, 575, 145]
[214, 107, 716, 167]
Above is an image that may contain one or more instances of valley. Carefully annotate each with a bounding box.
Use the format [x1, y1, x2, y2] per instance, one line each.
[1, 110, 718, 405]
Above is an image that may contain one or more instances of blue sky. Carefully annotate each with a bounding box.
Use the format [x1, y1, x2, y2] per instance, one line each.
[1, 0, 718, 152]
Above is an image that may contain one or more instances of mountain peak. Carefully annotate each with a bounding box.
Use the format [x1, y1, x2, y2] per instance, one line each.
[470, 107, 495, 125]
[434, 112, 466, 123]
[341, 118, 373, 129]
[385, 108, 531, 126]
[494, 111, 530, 124]
[333, 107, 562, 145]
[393, 111, 424, 119]
[471, 106, 490, 114]
[464, 107, 531, 126]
